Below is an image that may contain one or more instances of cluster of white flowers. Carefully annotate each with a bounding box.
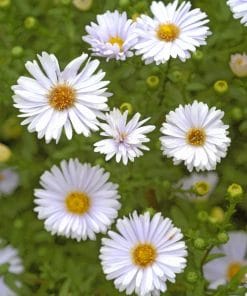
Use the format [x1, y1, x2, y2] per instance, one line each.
[7, 1, 247, 296]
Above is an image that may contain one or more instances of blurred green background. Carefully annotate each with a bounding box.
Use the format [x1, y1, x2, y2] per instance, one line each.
[0, 0, 247, 295]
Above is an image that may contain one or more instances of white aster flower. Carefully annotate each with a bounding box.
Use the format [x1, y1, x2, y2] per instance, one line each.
[0, 243, 23, 296]
[203, 231, 247, 289]
[100, 212, 187, 296]
[0, 168, 19, 197]
[227, 0, 247, 26]
[94, 108, 155, 165]
[12, 52, 110, 143]
[34, 158, 121, 241]
[177, 172, 218, 200]
[83, 10, 138, 61]
[229, 53, 247, 77]
[134, 0, 211, 65]
[160, 101, 231, 172]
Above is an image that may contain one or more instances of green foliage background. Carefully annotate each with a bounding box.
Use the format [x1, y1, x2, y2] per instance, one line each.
[0, 0, 247, 295]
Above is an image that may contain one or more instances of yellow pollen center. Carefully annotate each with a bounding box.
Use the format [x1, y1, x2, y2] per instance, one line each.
[227, 262, 242, 281]
[48, 84, 76, 111]
[236, 58, 243, 65]
[132, 243, 156, 267]
[108, 36, 124, 49]
[0, 173, 5, 181]
[157, 23, 180, 42]
[66, 191, 90, 214]
[193, 181, 210, 196]
[187, 128, 206, 146]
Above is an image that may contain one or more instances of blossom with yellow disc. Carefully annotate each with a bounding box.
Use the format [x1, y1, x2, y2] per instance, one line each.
[34, 159, 121, 241]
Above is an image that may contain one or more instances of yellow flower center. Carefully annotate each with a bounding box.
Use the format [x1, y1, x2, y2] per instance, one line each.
[193, 181, 210, 196]
[108, 36, 124, 49]
[132, 243, 157, 267]
[157, 23, 180, 42]
[227, 262, 242, 281]
[48, 84, 76, 111]
[187, 128, 206, 146]
[0, 173, 5, 181]
[65, 191, 90, 214]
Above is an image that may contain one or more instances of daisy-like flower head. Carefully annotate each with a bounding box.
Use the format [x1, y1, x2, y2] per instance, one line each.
[34, 159, 121, 241]
[177, 172, 218, 200]
[204, 231, 247, 289]
[12, 52, 111, 143]
[227, 0, 247, 26]
[134, 0, 211, 65]
[0, 168, 19, 197]
[229, 53, 247, 77]
[83, 10, 138, 61]
[0, 243, 23, 296]
[100, 212, 187, 296]
[160, 101, 231, 172]
[94, 108, 155, 165]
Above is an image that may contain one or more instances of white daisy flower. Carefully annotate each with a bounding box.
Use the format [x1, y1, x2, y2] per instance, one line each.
[160, 101, 231, 172]
[100, 211, 187, 296]
[12, 52, 110, 143]
[0, 243, 23, 296]
[177, 172, 218, 200]
[83, 10, 138, 61]
[227, 0, 247, 26]
[34, 158, 121, 241]
[94, 108, 155, 165]
[0, 168, 19, 197]
[203, 231, 247, 289]
[134, 0, 211, 65]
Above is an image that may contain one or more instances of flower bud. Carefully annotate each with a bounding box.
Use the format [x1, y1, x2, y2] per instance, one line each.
[119, 0, 129, 7]
[227, 183, 243, 200]
[24, 16, 37, 29]
[217, 232, 229, 244]
[229, 53, 247, 77]
[231, 107, 243, 121]
[209, 206, 225, 223]
[11, 46, 23, 57]
[186, 271, 198, 283]
[197, 211, 208, 222]
[0, 0, 11, 8]
[192, 50, 204, 60]
[73, 0, 93, 11]
[120, 102, 133, 114]
[146, 75, 160, 89]
[193, 181, 210, 196]
[169, 70, 183, 82]
[193, 238, 206, 250]
[0, 143, 11, 163]
[214, 80, 228, 94]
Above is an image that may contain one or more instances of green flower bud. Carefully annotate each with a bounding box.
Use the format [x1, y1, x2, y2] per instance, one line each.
[209, 206, 225, 223]
[146, 75, 160, 89]
[227, 183, 243, 200]
[0, 143, 11, 163]
[169, 70, 183, 82]
[0, 0, 11, 8]
[186, 271, 198, 283]
[73, 0, 93, 11]
[24, 16, 37, 29]
[192, 50, 203, 60]
[120, 102, 133, 114]
[193, 238, 206, 250]
[14, 219, 23, 229]
[193, 181, 210, 196]
[231, 107, 243, 121]
[197, 211, 208, 222]
[213, 80, 229, 94]
[0, 263, 9, 275]
[162, 180, 171, 191]
[217, 232, 229, 244]
[11, 46, 23, 57]
[119, 0, 129, 7]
